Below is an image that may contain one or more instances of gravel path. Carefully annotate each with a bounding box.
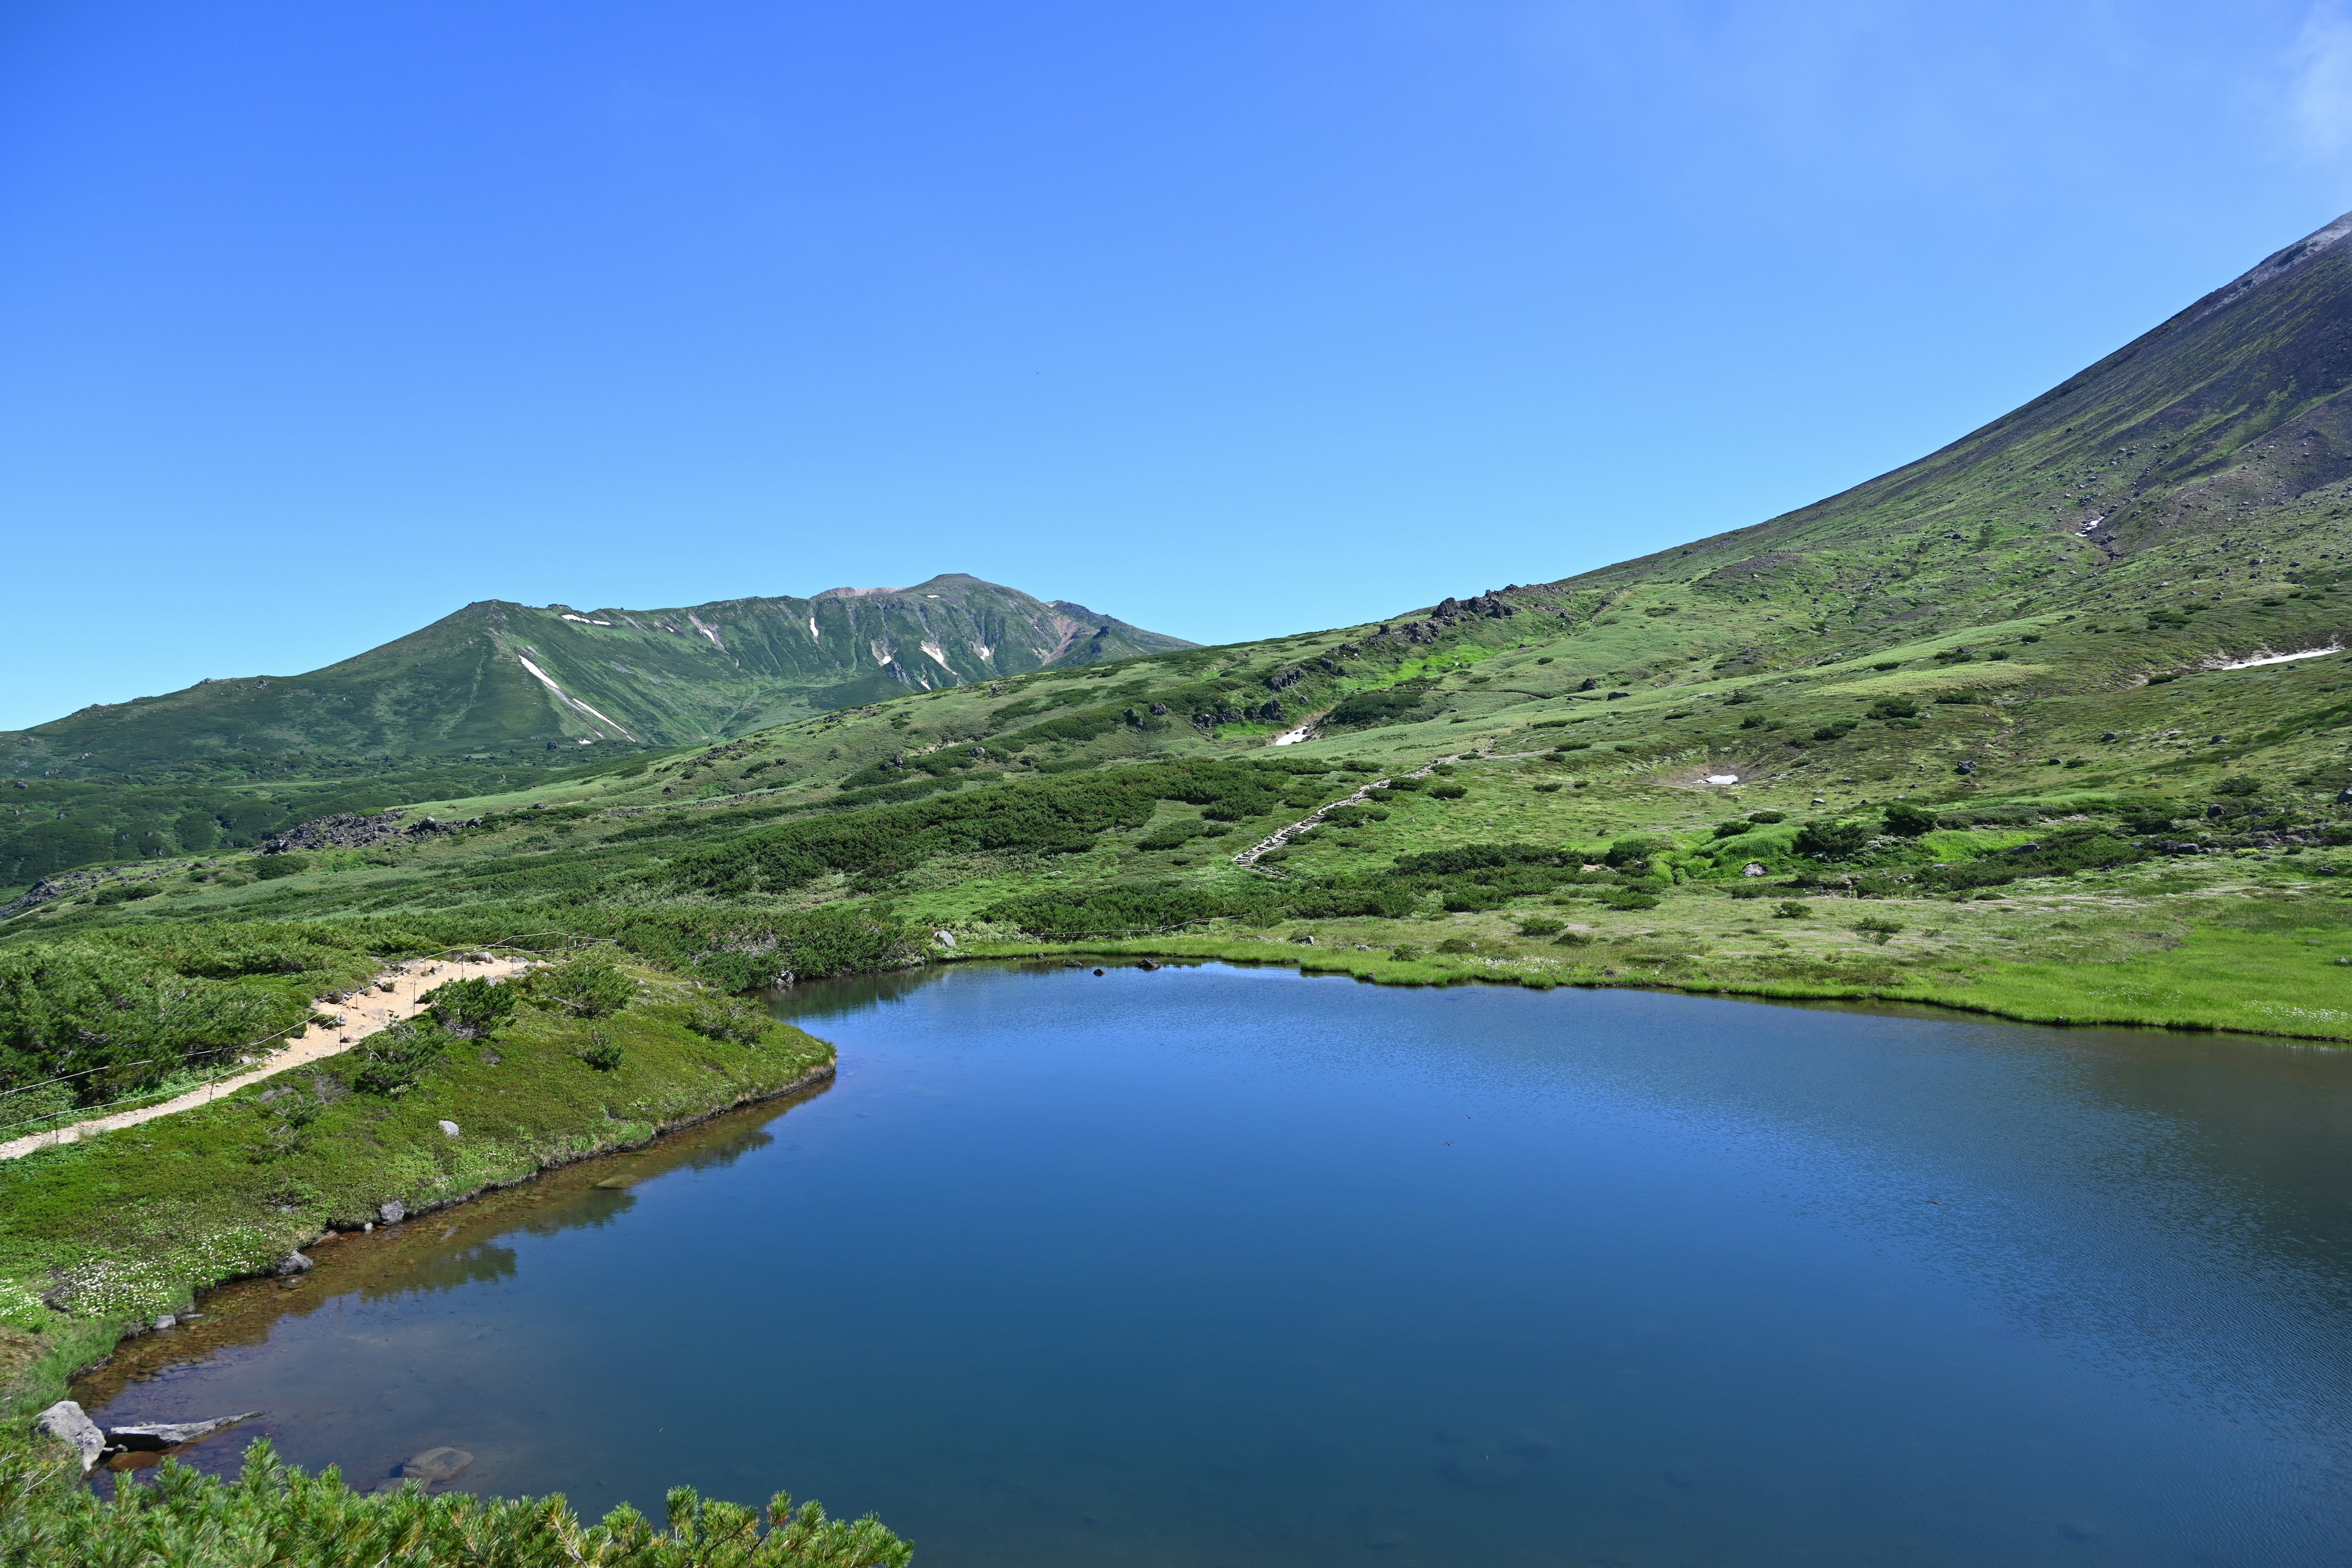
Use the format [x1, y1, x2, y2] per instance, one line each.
[0, 954, 529, 1162]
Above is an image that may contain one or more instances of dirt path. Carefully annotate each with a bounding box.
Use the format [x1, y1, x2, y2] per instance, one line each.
[0, 954, 529, 1162]
[1234, 751, 1483, 868]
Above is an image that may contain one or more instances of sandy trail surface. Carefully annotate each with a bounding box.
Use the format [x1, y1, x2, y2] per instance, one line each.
[0, 954, 529, 1162]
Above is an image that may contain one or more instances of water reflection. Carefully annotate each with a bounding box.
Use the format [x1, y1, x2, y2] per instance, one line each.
[75, 1076, 829, 1494]
[74, 964, 2352, 1566]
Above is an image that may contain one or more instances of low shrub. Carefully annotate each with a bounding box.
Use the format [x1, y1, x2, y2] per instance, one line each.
[687, 996, 775, 1046]
[1795, 820, 1872, 859]
[1880, 802, 1938, 838]
[527, 955, 636, 1019]
[352, 1018, 450, 1097]
[426, 976, 520, 1039]
[0, 1440, 912, 1568]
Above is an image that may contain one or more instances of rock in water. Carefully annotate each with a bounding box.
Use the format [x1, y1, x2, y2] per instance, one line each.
[34, 1401, 105, 1471]
[272, 1251, 314, 1276]
[400, 1446, 474, 1482]
[106, 1411, 262, 1452]
[379, 1199, 406, 1224]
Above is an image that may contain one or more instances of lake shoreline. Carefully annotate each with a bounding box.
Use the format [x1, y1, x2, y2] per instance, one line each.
[943, 932, 2352, 1045]
[2, 974, 842, 1426]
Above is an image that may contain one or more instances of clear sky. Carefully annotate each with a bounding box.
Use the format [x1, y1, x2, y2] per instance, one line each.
[6, 1, 2352, 729]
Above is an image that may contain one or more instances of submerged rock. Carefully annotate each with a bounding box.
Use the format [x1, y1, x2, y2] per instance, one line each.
[34, 1400, 105, 1471]
[107, 1412, 262, 1452]
[399, 1446, 475, 1483]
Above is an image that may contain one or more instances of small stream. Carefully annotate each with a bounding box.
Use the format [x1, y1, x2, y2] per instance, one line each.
[79, 961, 2352, 1566]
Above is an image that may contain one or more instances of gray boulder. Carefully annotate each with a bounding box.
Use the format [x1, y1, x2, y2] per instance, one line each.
[33, 1400, 105, 1471]
[438, 1120, 461, 1139]
[273, 1251, 313, 1276]
[379, 1199, 407, 1225]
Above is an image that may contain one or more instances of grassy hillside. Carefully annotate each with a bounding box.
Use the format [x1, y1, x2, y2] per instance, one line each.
[8, 209, 2352, 1076]
[9, 210, 2352, 1530]
[1, 574, 1192, 782]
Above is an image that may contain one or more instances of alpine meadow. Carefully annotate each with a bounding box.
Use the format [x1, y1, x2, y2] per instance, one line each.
[11, 206, 2352, 1559]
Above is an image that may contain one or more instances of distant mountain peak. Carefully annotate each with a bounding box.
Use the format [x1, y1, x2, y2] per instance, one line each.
[4, 574, 1194, 773]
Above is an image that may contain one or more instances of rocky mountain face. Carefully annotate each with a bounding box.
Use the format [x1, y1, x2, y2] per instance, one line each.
[2, 574, 1194, 774]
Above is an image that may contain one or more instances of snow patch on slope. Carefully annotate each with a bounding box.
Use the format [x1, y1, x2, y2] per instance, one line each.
[516, 655, 639, 741]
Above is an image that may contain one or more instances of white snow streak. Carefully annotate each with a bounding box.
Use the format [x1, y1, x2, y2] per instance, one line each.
[2213, 644, 2343, 670]
[516, 655, 639, 741]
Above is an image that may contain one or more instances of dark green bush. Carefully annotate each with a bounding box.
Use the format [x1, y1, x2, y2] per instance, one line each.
[353, 1018, 449, 1097]
[528, 955, 636, 1019]
[1880, 802, 1939, 838]
[1323, 687, 1431, 730]
[252, 854, 311, 880]
[1604, 836, 1669, 869]
[426, 976, 520, 1039]
[1795, 820, 1872, 859]
[687, 997, 774, 1046]
[0, 1438, 911, 1567]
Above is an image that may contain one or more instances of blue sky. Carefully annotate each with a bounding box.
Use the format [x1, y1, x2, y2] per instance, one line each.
[6, 1, 2352, 729]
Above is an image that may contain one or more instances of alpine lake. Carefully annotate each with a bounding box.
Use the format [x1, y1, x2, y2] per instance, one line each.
[75, 961, 2352, 1566]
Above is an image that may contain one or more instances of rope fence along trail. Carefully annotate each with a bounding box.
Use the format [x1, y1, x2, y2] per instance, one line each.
[0, 949, 538, 1163]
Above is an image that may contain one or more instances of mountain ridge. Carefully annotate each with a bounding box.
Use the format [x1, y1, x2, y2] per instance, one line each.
[2, 573, 1193, 776]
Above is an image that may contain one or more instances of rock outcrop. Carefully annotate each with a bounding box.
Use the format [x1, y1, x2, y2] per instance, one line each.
[33, 1400, 105, 1471]
[106, 1412, 262, 1453]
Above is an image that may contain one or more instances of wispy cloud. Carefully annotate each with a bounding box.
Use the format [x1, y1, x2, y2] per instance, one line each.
[2288, 4, 2352, 160]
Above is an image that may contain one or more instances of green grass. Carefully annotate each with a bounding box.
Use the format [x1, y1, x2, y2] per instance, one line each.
[4, 217, 2352, 1549]
[0, 958, 831, 1414]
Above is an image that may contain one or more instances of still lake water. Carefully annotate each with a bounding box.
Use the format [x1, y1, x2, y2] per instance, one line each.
[80, 962, 2352, 1565]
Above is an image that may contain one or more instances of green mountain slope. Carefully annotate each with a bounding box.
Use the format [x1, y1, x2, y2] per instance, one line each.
[10, 209, 2352, 1052]
[1558, 208, 2352, 641]
[0, 575, 1191, 778]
